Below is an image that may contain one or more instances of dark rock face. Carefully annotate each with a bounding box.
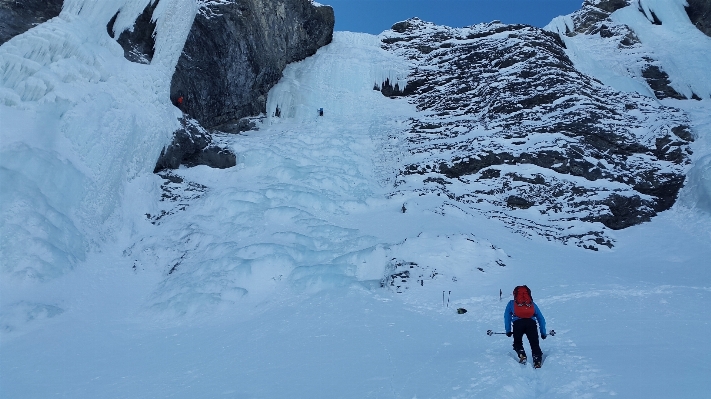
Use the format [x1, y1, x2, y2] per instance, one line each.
[382, 18, 692, 249]
[107, 0, 159, 64]
[0, 0, 63, 45]
[170, 0, 334, 130]
[594, 0, 629, 13]
[641, 65, 687, 100]
[154, 118, 236, 173]
[686, 0, 711, 36]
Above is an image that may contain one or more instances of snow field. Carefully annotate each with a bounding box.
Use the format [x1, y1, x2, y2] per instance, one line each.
[2, 12, 711, 399]
[4, 216, 711, 398]
[119, 32, 427, 317]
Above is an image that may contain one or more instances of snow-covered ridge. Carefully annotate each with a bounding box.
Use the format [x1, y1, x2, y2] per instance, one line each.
[545, 0, 711, 100]
[0, 0, 197, 279]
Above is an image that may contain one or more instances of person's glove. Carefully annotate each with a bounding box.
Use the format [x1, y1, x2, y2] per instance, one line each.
[506, 332, 513, 337]
[541, 334, 547, 340]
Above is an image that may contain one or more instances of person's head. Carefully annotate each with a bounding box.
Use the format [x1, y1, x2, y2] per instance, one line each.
[514, 285, 531, 296]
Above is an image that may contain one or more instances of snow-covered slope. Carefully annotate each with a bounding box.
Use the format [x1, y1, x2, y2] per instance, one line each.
[545, 0, 711, 100]
[2, 2, 711, 399]
[0, 0, 196, 279]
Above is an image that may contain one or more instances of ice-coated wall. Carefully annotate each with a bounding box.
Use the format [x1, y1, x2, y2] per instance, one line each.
[683, 154, 711, 214]
[266, 32, 408, 122]
[0, 0, 197, 279]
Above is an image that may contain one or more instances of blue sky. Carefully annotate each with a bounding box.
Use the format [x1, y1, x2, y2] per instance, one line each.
[323, 0, 584, 34]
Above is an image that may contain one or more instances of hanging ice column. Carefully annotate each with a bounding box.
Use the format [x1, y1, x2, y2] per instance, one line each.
[266, 32, 409, 121]
[0, 0, 197, 280]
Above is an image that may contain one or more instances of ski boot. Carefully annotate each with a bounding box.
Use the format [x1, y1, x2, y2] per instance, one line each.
[517, 351, 527, 365]
[532, 356, 542, 369]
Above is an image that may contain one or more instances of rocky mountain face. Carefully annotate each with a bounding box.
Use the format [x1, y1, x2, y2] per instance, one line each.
[380, 18, 693, 250]
[150, 0, 333, 171]
[0, 0, 63, 45]
[172, 0, 334, 131]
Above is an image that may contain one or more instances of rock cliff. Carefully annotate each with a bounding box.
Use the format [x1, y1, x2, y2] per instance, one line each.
[171, 0, 334, 131]
[0, 0, 63, 45]
[687, 0, 711, 36]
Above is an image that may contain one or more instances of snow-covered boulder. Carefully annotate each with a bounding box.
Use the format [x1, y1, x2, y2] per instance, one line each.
[153, 117, 236, 172]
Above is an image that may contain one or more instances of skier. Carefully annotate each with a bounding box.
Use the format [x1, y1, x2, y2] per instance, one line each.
[504, 285, 547, 368]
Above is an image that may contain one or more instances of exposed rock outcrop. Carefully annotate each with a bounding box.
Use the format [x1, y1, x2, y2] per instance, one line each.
[100, 0, 334, 130]
[107, 0, 159, 64]
[154, 117, 236, 173]
[686, 0, 711, 36]
[0, 0, 63, 45]
[382, 18, 693, 249]
[170, 0, 334, 130]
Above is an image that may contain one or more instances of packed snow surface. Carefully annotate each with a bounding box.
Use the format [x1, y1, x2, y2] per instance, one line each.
[2, 12, 711, 399]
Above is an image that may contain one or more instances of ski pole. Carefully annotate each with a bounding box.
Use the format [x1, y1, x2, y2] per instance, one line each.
[487, 329, 556, 337]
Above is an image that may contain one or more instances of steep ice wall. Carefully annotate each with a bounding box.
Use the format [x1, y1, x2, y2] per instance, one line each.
[0, 0, 197, 279]
[266, 32, 408, 121]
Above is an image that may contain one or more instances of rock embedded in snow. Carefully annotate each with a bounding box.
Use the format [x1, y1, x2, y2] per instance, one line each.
[170, 0, 335, 129]
[153, 117, 236, 172]
[106, 0, 160, 64]
[382, 18, 693, 249]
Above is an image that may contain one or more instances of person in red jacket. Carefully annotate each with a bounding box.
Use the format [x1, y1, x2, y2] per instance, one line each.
[504, 285, 547, 368]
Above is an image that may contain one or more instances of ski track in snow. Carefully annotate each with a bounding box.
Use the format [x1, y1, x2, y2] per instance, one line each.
[2, 9, 711, 399]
